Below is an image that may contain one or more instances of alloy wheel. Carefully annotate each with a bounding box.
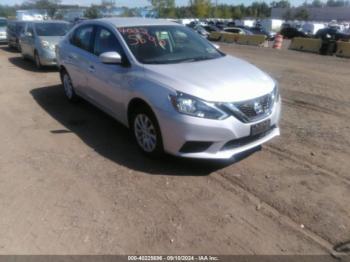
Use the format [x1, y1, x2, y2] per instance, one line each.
[134, 114, 157, 153]
[63, 73, 74, 100]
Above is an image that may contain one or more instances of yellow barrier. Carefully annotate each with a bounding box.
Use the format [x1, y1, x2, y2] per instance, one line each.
[209, 32, 267, 46]
[221, 32, 240, 43]
[336, 41, 350, 58]
[289, 38, 322, 53]
[236, 34, 267, 46]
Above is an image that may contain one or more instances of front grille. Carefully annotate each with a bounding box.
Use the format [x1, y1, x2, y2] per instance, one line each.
[237, 94, 272, 118]
[219, 92, 274, 123]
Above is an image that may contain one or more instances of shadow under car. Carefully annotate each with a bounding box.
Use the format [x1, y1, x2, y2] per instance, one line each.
[30, 85, 260, 176]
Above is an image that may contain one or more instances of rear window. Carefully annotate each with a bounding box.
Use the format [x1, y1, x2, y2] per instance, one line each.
[225, 29, 240, 34]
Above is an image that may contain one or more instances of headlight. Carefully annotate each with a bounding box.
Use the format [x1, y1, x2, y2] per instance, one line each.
[41, 40, 55, 50]
[170, 92, 228, 120]
[271, 84, 280, 103]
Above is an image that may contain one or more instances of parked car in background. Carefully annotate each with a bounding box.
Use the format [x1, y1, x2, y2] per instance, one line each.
[224, 27, 252, 35]
[302, 22, 325, 36]
[280, 27, 309, 39]
[193, 25, 210, 38]
[215, 21, 226, 30]
[315, 27, 350, 41]
[56, 18, 281, 159]
[7, 20, 26, 51]
[248, 27, 276, 40]
[20, 21, 71, 68]
[202, 25, 221, 33]
[0, 17, 8, 44]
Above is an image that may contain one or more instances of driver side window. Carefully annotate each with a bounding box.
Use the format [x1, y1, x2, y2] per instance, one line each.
[94, 27, 123, 56]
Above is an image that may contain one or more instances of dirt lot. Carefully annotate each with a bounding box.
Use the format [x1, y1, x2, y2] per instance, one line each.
[0, 43, 349, 255]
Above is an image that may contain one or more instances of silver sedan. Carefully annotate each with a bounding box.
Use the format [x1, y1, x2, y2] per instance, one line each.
[20, 21, 71, 69]
[56, 18, 281, 159]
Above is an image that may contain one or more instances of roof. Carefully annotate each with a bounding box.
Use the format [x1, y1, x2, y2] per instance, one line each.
[97, 17, 178, 27]
[27, 20, 69, 24]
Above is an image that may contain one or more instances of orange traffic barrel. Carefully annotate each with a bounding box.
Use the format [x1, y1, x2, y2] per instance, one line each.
[273, 34, 283, 49]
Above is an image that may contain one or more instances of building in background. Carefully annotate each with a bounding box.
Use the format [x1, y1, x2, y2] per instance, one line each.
[55, 8, 87, 22]
[16, 10, 48, 21]
[271, 7, 350, 22]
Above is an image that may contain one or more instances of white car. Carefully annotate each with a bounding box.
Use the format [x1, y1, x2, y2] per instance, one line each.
[0, 17, 7, 44]
[56, 18, 281, 159]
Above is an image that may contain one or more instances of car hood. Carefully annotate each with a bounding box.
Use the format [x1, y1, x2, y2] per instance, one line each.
[38, 36, 64, 46]
[143, 55, 275, 102]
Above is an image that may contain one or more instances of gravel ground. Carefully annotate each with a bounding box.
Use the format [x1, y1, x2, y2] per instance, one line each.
[0, 42, 349, 255]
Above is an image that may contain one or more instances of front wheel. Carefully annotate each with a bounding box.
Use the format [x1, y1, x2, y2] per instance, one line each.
[131, 107, 164, 157]
[34, 52, 42, 69]
[61, 70, 79, 102]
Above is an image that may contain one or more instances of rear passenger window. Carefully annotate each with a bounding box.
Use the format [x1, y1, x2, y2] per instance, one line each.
[71, 26, 94, 52]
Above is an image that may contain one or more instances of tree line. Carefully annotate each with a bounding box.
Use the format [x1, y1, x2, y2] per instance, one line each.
[0, 0, 350, 20]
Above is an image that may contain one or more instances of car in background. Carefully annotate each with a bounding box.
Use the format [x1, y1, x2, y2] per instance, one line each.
[56, 18, 281, 159]
[20, 21, 71, 68]
[193, 25, 210, 38]
[249, 27, 276, 40]
[223, 27, 253, 35]
[280, 27, 309, 39]
[215, 21, 226, 30]
[7, 20, 26, 51]
[202, 25, 221, 33]
[0, 17, 8, 44]
[315, 27, 350, 41]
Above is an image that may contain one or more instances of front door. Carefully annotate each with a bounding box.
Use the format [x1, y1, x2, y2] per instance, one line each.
[86, 26, 130, 122]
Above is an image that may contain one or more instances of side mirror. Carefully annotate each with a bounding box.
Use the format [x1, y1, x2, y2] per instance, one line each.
[100, 51, 122, 64]
[213, 44, 220, 49]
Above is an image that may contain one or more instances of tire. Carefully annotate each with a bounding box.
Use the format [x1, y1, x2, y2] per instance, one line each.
[21, 52, 27, 60]
[61, 70, 79, 102]
[131, 105, 164, 157]
[34, 52, 42, 69]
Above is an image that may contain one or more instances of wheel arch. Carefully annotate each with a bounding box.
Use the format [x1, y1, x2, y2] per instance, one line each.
[127, 98, 155, 128]
[59, 65, 67, 81]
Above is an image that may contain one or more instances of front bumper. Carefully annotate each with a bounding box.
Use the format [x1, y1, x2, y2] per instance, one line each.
[157, 99, 281, 159]
[0, 35, 7, 43]
[38, 49, 57, 66]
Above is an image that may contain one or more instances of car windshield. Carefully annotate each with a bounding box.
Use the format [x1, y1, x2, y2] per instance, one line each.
[118, 25, 223, 64]
[0, 20, 7, 27]
[35, 23, 70, 36]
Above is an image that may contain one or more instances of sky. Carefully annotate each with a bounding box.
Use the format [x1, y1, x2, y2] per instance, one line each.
[0, 0, 305, 7]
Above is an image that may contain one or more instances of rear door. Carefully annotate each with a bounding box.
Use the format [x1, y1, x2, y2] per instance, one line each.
[65, 24, 95, 96]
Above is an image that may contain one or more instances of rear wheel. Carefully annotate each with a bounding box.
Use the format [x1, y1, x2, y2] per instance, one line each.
[131, 106, 164, 157]
[61, 70, 79, 102]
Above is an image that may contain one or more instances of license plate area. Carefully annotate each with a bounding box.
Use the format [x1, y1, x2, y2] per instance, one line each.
[251, 119, 271, 136]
